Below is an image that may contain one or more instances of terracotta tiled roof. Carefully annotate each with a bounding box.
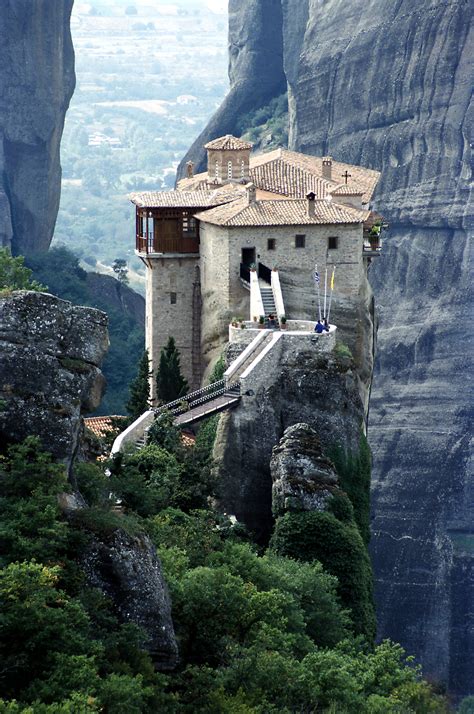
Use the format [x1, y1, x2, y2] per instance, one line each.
[177, 147, 379, 203]
[204, 135, 253, 151]
[129, 189, 241, 209]
[330, 184, 364, 196]
[84, 416, 125, 438]
[249, 158, 329, 198]
[195, 198, 369, 227]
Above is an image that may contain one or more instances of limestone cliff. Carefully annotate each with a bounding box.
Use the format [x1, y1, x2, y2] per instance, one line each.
[191, 0, 472, 695]
[0, 1, 75, 254]
[0, 291, 108, 476]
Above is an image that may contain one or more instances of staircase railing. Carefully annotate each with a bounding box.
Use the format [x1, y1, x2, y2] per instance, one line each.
[240, 263, 251, 284]
[154, 378, 239, 418]
[258, 261, 272, 284]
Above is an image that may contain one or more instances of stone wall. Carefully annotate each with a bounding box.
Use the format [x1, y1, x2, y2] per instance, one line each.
[200, 218, 373, 396]
[146, 256, 200, 397]
[207, 148, 251, 182]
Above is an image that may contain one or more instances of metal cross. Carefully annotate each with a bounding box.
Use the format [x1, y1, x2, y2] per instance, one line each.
[342, 170, 352, 184]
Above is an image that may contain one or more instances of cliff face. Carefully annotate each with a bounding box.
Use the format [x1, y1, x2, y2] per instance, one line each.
[177, 0, 287, 177]
[190, 0, 472, 696]
[0, 1, 75, 255]
[214, 342, 365, 542]
[0, 291, 108, 476]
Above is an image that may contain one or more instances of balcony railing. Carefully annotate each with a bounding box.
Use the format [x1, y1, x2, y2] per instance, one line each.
[136, 234, 199, 254]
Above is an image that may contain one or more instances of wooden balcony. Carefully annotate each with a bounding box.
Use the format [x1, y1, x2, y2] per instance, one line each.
[136, 234, 199, 255]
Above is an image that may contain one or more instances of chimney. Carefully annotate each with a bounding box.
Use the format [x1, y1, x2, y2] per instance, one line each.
[186, 161, 194, 178]
[306, 191, 316, 217]
[246, 182, 256, 205]
[322, 156, 332, 181]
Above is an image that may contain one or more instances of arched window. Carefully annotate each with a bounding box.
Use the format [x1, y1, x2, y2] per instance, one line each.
[228, 160, 233, 179]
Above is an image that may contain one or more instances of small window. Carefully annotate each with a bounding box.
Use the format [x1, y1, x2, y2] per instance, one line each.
[328, 236, 339, 250]
[170, 292, 177, 305]
[227, 160, 233, 179]
[295, 234, 306, 248]
[267, 238, 276, 250]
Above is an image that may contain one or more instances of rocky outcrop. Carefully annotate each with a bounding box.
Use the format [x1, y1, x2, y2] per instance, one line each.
[194, 0, 472, 695]
[177, 0, 287, 178]
[0, 1, 75, 254]
[271, 423, 339, 516]
[0, 291, 108, 475]
[81, 529, 179, 672]
[214, 341, 364, 542]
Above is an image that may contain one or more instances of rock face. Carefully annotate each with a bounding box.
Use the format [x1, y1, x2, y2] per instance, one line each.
[177, 0, 286, 177]
[0, 1, 75, 254]
[194, 0, 472, 695]
[214, 342, 364, 542]
[81, 529, 179, 672]
[271, 423, 339, 517]
[0, 291, 108, 475]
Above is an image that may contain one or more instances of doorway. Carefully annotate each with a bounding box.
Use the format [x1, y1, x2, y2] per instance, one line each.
[241, 247, 256, 268]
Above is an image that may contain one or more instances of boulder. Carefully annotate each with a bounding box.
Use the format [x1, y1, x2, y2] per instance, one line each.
[81, 529, 179, 672]
[0, 291, 108, 476]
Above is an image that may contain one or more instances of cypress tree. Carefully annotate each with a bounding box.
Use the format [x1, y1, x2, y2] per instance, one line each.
[156, 337, 189, 403]
[126, 349, 151, 418]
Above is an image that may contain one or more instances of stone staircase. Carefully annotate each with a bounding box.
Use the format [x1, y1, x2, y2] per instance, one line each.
[260, 285, 278, 326]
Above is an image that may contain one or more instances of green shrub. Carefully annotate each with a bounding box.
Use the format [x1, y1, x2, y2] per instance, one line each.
[329, 433, 372, 545]
[270, 511, 376, 641]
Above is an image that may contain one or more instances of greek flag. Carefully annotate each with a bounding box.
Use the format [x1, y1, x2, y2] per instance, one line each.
[313, 270, 320, 284]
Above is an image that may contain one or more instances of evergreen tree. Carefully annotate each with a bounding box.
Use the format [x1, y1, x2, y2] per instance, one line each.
[0, 248, 46, 292]
[156, 337, 188, 403]
[126, 349, 151, 419]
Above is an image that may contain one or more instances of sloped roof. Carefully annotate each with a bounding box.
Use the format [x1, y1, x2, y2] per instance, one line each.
[249, 158, 329, 198]
[129, 188, 241, 209]
[84, 416, 125, 438]
[204, 135, 253, 151]
[178, 146, 380, 203]
[195, 198, 369, 227]
[330, 184, 364, 196]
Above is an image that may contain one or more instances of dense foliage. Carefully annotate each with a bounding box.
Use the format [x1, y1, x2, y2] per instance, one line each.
[238, 93, 289, 151]
[24, 247, 144, 414]
[0, 433, 449, 712]
[0, 248, 46, 293]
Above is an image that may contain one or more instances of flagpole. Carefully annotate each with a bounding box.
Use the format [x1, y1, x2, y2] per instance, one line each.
[315, 264, 321, 321]
[323, 267, 328, 319]
[327, 266, 336, 323]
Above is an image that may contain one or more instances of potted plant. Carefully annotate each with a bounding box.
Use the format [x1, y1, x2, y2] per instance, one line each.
[258, 315, 265, 329]
[240, 321, 246, 329]
[231, 316, 238, 327]
[280, 315, 287, 330]
[369, 224, 381, 249]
